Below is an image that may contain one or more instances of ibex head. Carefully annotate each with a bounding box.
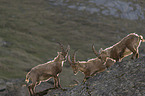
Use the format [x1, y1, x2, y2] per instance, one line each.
[68, 50, 79, 75]
[58, 42, 70, 61]
[92, 44, 108, 62]
[139, 35, 145, 42]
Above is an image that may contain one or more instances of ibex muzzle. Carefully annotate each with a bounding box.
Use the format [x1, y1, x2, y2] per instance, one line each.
[25, 42, 70, 96]
[68, 50, 111, 82]
[93, 33, 145, 62]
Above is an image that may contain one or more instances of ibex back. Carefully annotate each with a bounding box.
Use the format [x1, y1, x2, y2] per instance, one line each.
[68, 50, 116, 82]
[25, 43, 70, 96]
[93, 33, 145, 62]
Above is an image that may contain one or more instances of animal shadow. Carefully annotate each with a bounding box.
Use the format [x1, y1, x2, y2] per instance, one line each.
[35, 87, 67, 96]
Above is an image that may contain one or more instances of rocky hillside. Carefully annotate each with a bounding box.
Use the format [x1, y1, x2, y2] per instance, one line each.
[0, 0, 145, 96]
[0, 56, 144, 96]
[46, 56, 145, 96]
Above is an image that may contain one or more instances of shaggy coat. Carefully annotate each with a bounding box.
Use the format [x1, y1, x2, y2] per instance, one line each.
[25, 43, 70, 96]
[68, 50, 116, 81]
[95, 33, 145, 62]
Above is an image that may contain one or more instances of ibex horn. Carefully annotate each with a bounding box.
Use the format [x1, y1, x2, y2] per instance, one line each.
[66, 45, 70, 53]
[92, 44, 98, 56]
[57, 42, 65, 53]
[68, 55, 72, 65]
[72, 49, 78, 64]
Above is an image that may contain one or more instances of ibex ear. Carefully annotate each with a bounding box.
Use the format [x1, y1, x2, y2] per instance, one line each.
[99, 48, 103, 53]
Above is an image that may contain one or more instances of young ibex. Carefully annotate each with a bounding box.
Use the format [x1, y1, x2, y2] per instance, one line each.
[25, 43, 70, 96]
[68, 50, 115, 82]
[93, 33, 145, 62]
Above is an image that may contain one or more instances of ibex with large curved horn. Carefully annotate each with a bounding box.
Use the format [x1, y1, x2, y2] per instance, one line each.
[93, 33, 145, 62]
[25, 42, 70, 96]
[68, 50, 108, 82]
[92, 44, 116, 68]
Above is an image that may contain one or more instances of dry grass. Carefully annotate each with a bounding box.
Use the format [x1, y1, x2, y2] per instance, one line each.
[0, 0, 145, 86]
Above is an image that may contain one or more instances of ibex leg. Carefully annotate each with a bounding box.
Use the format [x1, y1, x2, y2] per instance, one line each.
[28, 85, 33, 96]
[54, 76, 61, 88]
[28, 83, 36, 96]
[135, 49, 139, 58]
[127, 45, 137, 59]
[83, 71, 91, 82]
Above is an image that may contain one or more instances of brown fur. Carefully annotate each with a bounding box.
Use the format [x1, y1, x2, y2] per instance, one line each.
[68, 51, 116, 82]
[25, 44, 70, 96]
[105, 58, 116, 68]
[95, 33, 145, 62]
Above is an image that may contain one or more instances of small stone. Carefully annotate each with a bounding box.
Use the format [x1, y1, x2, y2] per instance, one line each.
[0, 79, 6, 92]
[6, 82, 14, 91]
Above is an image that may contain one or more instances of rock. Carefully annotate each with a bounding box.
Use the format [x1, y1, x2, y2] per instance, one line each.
[0, 56, 145, 96]
[0, 79, 29, 96]
[49, 0, 145, 20]
[16, 85, 29, 96]
[6, 82, 14, 91]
[0, 79, 6, 92]
[45, 56, 145, 96]
[0, 79, 7, 96]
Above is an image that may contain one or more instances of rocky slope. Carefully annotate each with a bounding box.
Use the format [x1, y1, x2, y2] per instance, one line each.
[47, 56, 145, 96]
[0, 0, 145, 96]
[0, 56, 144, 96]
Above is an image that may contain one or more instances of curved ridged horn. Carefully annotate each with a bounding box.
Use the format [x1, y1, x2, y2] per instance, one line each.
[66, 45, 70, 53]
[68, 55, 73, 65]
[57, 42, 65, 53]
[72, 49, 78, 64]
[92, 44, 99, 56]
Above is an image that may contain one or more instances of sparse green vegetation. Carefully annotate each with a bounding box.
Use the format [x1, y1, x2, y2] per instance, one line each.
[0, 0, 145, 87]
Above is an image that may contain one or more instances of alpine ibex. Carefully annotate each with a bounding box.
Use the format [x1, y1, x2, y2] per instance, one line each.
[68, 50, 112, 82]
[93, 33, 145, 62]
[25, 43, 70, 96]
[92, 44, 116, 68]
